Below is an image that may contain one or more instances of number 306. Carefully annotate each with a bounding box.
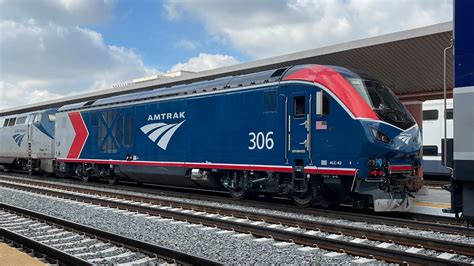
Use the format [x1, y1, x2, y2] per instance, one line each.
[249, 132, 274, 150]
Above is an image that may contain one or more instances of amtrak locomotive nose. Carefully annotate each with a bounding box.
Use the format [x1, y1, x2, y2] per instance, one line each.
[0, 64, 423, 212]
[332, 67, 422, 211]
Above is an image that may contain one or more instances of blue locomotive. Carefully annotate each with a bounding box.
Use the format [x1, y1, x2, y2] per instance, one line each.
[1, 65, 423, 211]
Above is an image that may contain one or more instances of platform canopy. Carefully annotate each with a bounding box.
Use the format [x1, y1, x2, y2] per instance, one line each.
[1, 22, 453, 116]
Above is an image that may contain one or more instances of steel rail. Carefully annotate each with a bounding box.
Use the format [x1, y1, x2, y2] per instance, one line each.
[0, 174, 469, 234]
[0, 181, 469, 265]
[0, 227, 91, 266]
[0, 203, 219, 266]
[121, 180, 463, 228]
[0, 176, 471, 255]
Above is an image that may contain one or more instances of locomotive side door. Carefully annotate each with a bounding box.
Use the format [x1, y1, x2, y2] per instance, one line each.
[26, 114, 35, 174]
[287, 92, 312, 165]
[26, 114, 34, 143]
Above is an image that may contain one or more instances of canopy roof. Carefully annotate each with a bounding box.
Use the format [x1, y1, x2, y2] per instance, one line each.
[1, 22, 453, 116]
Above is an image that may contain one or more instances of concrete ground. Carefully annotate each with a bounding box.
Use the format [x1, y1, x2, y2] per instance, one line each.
[411, 186, 454, 217]
[0, 243, 45, 266]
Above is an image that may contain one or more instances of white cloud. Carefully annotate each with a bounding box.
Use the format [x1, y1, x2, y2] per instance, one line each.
[163, 0, 182, 21]
[170, 53, 239, 72]
[175, 39, 201, 50]
[2, 0, 452, 110]
[0, 0, 159, 110]
[165, 0, 453, 58]
[1, 0, 114, 25]
[0, 81, 63, 111]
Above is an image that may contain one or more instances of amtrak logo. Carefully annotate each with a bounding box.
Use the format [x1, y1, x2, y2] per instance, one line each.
[148, 112, 185, 121]
[12, 133, 25, 147]
[140, 121, 185, 150]
[398, 133, 412, 145]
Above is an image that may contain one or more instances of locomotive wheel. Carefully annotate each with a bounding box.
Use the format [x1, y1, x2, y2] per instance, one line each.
[291, 186, 316, 208]
[229, 187, 247, 199]
[79, 175, 89, 182]
[108, 176, 118, 185]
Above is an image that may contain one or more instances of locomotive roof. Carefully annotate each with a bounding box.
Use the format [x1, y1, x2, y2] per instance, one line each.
[0, 108, 57, 119]
[58, 66, 303, 112]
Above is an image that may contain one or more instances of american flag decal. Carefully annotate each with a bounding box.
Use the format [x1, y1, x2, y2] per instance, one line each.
[316, 121, 327, 130]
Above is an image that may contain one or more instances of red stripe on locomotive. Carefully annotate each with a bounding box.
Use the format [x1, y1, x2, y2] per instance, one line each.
[282, 65, 379, 120]
[67, 112, 88, 159]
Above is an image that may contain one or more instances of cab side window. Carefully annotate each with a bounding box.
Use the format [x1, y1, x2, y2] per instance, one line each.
[34, 114, 42, 124]
[8, 118, 16, 126]
[322, 92, 330, 116]
[294, 96, 305, 117]
[316, 90, 331, 116]
[16, 116, 27, 125]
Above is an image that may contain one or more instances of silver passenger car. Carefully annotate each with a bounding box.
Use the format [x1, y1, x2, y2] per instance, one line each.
[0, 108, 57, 173]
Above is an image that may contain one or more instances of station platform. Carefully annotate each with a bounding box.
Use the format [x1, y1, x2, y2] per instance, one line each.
[411, 186, 454, 218]
[0, 243, 45, 266]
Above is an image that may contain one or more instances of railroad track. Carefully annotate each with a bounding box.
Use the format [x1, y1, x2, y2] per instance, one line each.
[0, 175, 472, 265]
[0, 202, 218, 265]
[1, 227, 88, 265]
[103, 179, 461, 226]
[1, 173, 467, 232]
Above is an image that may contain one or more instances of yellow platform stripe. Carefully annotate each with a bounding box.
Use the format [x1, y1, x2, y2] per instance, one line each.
[414, 201, 451, 208]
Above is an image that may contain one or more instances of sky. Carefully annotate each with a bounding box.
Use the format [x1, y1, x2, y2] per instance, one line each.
[0, 0, 453, 110]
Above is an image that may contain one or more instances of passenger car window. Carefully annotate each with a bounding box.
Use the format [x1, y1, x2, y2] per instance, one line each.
[422, 110, 438, 121]
[423, 145, 438, 156]
[294, 96, 305, 117]
[446, 109, 453, 120]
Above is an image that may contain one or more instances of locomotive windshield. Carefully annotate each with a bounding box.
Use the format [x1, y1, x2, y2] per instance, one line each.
[346, 76, 416, 130]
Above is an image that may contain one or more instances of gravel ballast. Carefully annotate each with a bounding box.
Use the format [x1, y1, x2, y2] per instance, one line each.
[0, 210, 154, 264]
[12, 177, 472, 245]
[0, 187, 365, 264]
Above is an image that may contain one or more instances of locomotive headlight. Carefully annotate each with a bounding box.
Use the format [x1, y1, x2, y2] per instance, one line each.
[370, 127, 390, 144]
